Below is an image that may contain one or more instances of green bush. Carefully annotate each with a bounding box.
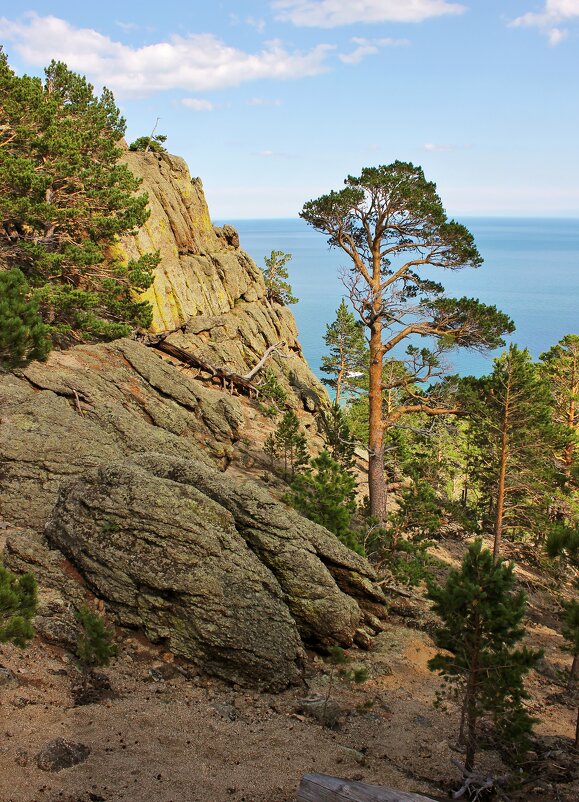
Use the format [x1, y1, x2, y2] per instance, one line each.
[0, 562, 37, 647]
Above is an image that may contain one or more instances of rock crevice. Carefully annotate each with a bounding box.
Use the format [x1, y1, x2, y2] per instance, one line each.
[0, 150, 386, 690]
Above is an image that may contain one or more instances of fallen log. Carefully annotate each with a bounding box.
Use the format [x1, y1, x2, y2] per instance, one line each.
[297, 773, 438, 802]
[141, 330, 285, 398]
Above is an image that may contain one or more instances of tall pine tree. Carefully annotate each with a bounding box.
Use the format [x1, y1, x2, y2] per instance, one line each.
[546, 524, 579, 748]
[540, 334, 579, 485]
[0, 51, 158, 348]
[464, 345, 564, 560]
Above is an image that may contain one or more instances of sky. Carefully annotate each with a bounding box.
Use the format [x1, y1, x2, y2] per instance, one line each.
[1, 1, 579, 219]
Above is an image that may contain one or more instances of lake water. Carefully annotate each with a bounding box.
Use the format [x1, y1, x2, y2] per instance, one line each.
[219, 218, 579, 379]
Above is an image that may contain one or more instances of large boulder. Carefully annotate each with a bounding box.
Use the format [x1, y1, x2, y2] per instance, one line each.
[0, 339, 242, 529]
[0, 338, 386, 689]
[46, 462, 304, 689]
[0, 149, 386, 690]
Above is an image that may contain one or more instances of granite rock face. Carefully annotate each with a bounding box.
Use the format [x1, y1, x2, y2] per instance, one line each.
[0, 151, 386, 690]
[0, 341, 385, 688]
[117, 150, 323, 407]
[46, 462, 305, 689]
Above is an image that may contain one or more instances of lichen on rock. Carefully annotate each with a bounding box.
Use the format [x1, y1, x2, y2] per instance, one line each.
[0, 150, 386, 690]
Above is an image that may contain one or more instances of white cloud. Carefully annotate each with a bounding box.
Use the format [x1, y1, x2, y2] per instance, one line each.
[339, 36, 409, 64]
[247, 97, 283, 106]
[424, 143, 454, 152]
[272, 0, 465, 28]
[116, 21, 138, 32]
[547, 25, 569, 43]
[259, 149, 275, 157]
[511, 0, 579, 45]
[246, 17, 267, 33]
[0, 13, 334, 97]
[181, 98, 215, 111]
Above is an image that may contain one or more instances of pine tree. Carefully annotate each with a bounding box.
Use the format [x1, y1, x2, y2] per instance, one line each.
[561, 600, 579, 691]
[273, 410, 309, 481]
[0, 562, 37, 648]
[287, 450, 362, 552]
[540, 334, 579, 484]
[546, 524, 579, 748]
[76, 605, 117, 694]
[129, 134, 168, 153]
[262, 250, 297, 305]
[463, 345, 565, 560]
[258, 367, 287, 413]
[321, 300, 368, 404]
[301, 163, 512, 520]
[318, 402, 357, 471]
[427, 540, 540, 770]
[0, 52, 158, 346]
[0, 268, 51, 370]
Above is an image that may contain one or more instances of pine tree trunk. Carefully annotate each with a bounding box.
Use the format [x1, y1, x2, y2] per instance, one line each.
[575, 704, 579, 752]
[368, 319, 385, 521]
[336, 343, 345, 406]
[458, 692, 467, 745]
[564, 362, 576, 475]
[465, 621, 482, 771]
[493, 357, 511, 563]
[568, 652, 578, 691]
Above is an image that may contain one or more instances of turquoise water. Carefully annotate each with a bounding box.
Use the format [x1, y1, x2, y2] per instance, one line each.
[219, 218, 579, 379]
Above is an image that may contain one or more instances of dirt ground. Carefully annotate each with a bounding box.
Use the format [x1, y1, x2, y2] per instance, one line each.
[1, 535, 577, 802]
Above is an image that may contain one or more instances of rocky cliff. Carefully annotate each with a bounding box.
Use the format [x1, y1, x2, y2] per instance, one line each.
[116, 150, 323, 408]
[0, 151, 386, 690]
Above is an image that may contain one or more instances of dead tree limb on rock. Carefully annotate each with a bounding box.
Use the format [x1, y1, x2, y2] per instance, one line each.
[142, 332, 286, 398]
[243, 341, 286, 381]
[450, 760, 510, 801]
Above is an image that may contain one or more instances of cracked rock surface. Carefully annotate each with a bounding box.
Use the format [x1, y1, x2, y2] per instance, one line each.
[0, 150, 385, 690]
[0, 339, 385, 689]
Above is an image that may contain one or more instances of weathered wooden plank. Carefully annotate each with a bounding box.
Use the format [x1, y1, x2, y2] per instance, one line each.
[297, 773, 438, 802]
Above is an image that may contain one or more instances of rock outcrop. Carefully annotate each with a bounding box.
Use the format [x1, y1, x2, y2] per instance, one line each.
[117, 150, 323, 409]
[0, 151, 386, 690]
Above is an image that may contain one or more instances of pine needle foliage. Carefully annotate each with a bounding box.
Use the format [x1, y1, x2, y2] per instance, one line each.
[321, 299, 368, 403]
[540, 334, 579, 485]
[287, 450, 363, 553]
[128, 134, 167, 153]
[271, 410, 309, 481]
[462, 345, 566, 558]
[318, 401, 358, 471]
[427, 540, 540, 770]
[76, 605, 117, 680]
[262, 250, 297, 305]
[0, 562, 38, 648]
[0, 51, 158, 348]
[0, 268, 51, 370]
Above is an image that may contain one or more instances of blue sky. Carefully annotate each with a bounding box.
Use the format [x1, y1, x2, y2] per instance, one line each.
[1, 2, 578, 218]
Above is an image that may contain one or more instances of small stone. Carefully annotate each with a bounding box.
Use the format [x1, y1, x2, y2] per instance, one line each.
[36, 739, 91, 772]
[212, 703, 238, 721]
[337, 746, 366, 766]
[0, 667, 18, 689]
[354, 628, 372, 650]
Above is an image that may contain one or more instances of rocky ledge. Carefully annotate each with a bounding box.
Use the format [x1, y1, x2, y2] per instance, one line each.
[0, 339, 386, 690]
